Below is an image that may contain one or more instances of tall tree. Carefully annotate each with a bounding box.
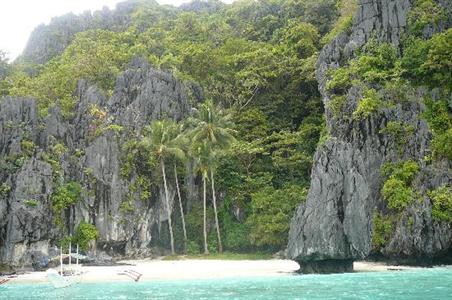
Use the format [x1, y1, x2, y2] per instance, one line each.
[171, 123, 189, 253]
[174, 163, 187, 252]
[191, 100, 235, 253]
[192, 141, 211, 254]
[141, 119, 184, 255]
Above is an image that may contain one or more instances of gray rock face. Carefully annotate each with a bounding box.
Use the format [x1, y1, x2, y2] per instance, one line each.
[1, 158, 55, 266]
[288, 139, 374, 264]
[109, 58, 191, 131]
[18, 1, 141, 65]
[0, 59, 196, 267]
[287, 0, 452, 273]
[351, 0, 411, 48]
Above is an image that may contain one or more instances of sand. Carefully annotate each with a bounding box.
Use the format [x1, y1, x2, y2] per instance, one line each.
[353, 261, 420, 272]
[9, 259, 300, 284]
[5, 259, 427, 284]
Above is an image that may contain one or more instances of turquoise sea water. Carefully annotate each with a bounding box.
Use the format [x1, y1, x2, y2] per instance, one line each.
[1, 267, 452, 299]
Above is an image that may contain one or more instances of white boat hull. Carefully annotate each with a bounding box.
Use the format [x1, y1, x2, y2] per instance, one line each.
[46, 269, 73, 288]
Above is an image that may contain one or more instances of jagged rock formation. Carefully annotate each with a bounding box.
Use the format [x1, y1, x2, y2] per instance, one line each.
[288, 0, 452, 273]
[18, 0, 159, 65]
[0, 58, 198, 267]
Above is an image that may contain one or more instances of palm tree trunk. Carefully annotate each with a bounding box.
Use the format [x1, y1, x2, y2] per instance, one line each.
[161, 160, 175, 255]
[202, 174, 209, 254]
[210, 169, 223, 253]
[174, 164, 187, 253]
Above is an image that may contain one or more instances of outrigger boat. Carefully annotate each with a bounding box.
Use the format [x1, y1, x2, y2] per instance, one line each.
[47, 242, 84, 288]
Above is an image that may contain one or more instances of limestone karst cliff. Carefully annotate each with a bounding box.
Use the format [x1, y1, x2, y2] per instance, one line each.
[0, 58, 198, 267]
[1, 0, 450, 272]
[287, 0, 451, 273]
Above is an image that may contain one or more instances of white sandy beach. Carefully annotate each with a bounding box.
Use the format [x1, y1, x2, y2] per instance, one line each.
[9, 259, 300, 284]
[4, 259, 431, 285]
[353, 261, 421, 272]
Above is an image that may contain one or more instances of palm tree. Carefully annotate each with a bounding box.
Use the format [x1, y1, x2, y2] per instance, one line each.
[191, 100, 235, 151]
[171, 123, 189, 253]
[140, 119, 184, 255]
[191, 100, 235, 253]
[192, 141, 211, 254]
[174, 163, 187, 253]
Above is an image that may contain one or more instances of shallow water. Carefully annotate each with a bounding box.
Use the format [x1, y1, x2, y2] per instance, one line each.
[1, 267, 452, 299]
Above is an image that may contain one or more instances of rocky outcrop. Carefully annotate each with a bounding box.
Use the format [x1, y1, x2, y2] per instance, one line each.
[18, 0, 145, 65]
[0, 58, 198, 267]
[288, 0, 452, 273]
[288, 139, 375, 273]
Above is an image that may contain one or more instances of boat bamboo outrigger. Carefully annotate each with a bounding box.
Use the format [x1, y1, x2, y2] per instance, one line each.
[118, 269, 143, 282]
[47, 242, 84, 288]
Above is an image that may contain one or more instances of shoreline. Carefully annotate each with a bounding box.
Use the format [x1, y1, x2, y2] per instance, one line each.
[3, 259, 451, 285]
[6, 259, 299, 284]
[354, 261, 421, 272]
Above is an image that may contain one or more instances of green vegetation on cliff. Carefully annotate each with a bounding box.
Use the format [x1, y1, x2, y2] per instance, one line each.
[322, 0, 452, 254]
[371, 212, 393, 250]
[0, 0, 338, 253]
[381, 160, 420, 211]
[74, 221, 100, 251]
[52, 181, 82, 225]
[428, 185, 452, 223]
[1, 0, 450, 257]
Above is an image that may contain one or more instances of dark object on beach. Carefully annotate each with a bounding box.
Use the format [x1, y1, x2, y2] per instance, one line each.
[0, 264, 15, 276]
[0, 274, 17, 285]
[31, 254, 50, 271]
[82, 260, 131, 267]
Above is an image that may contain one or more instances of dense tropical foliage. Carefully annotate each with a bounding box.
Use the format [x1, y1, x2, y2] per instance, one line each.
[322, 0, 452, 249]
[1, 0, 450, 255]
[0, 0, 337, 253]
